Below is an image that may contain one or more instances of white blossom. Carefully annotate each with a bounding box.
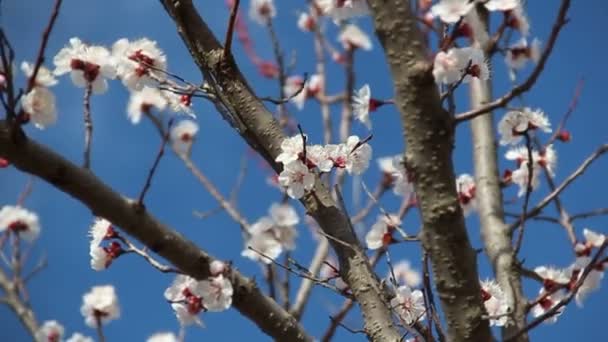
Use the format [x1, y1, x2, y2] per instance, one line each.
[164, 275, 205, 326]
[53, 37, 116, 94]
[278, 160, 315, 199]
[209, 260, 228, 276]
[345, 135, 372, 175]
[65, 333, 94, 342]
[170, 120, 199, 155]
[456, 173, 477, 216]
[505, 38, 541, 78]
[307, 145, 334, 172]
[241, 227, 283, 263]
[276, 134, 306, 165]
[391, 261, 422, 288]
[510, 160, 541, 197]
[242, 204, 299, 263]
[480, 279, 510, 327]
[198, 275, 233, 312]
[283, 75, 307, 110]
[507, 5, 530, 36]
[35, 320, 64, 342]
[391, 156, 415, 201]
[21, 86, 57, 129]
[0, 205, 41, 241]
[498, 107, 551, 145]
[269, 202, 299, 227]
[583, 228, 606, 248]
[484, 0, 520, 12]
[297, 12, 315, 32]
[127, 86, 168, 124]
[113, 38, 167, 90]
[338, 24, 372, 51]
[162, 90, 195, 117]
[365, 214, 401, 250]
[352, 84, 372, 129]
[89, 217, 112, 248]
[531, 288, 566, 324]
[80, 285, 120, 327]
[390, 286, 426, 324]
[249, 0, 276, 25]
[90, 246, 111, 271]
[431, 0, 475, 24]
[21, 62, 57, 87]
[433, 47, 489, 84]
[316, 0, 369, 21]
[147, 332, 178, 342]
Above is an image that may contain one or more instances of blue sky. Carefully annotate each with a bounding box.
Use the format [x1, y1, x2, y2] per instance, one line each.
[1, 1, 607, 341]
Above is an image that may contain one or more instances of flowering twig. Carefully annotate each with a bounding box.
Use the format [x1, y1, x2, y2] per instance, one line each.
[455, 0, 571, 123]
[509, 144, 608, 232]
[138, 119, 173, 205]
[26, 0, 63, 93]
[545, 77, 584, 147]
[82, 84, 93, 169]
[116, 234, 180, 273]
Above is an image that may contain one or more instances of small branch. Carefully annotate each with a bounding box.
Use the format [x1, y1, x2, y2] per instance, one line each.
[16, 178, 34, 206]
[545, 77, 584, 147]
[0, 268, 38, 338]
[570, 208, 608, 222]
[138, 119, 173, 205]
[509, 144, 608, 232]
[223, 0, 240, 60]
[513, 133, 534, 254]
[95, 316, 106, 342]
[118, 235, 180, 273]
[455, 0, 571, 123]
[82, 84, 93, 169]
[266, 264, 277, 301]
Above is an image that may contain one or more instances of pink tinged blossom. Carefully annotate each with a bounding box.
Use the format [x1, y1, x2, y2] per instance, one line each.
[320, 256, 347, 290]
[352, 84, 372, 129]
[433, 47, 489, 84]
[269, 202, 300, 227]
[480, 279, 510, 327]
[365, 214, 401, 250]
[162, 90, 195, 117]
[80, 285, 120, 328]
[392, 155, 415, 201]
[316, 0, 369, 22]
[506, 5, 530, 36]
[297, 12, 316, 32]
[0, 205, 41, 241]
[498, 107, 551, 145]
[390, 285, 426, 324]
[583, 228, 606, 248]
[510, 160, 541, 197]
[241, 227, 284, 263]
[535, 266, 570, 291]
[345, 135, 372, 175]
[275, 134, 306, 165]
[127, 86, 168, 124]
[242, 204, 299, 263]
[112, 38, 167, 91]
[249, 0, 276, 25]
[164, 275, 206, 326]
[209, 260, 228, 277]
[147, 332, 178, 342]
[90, 242, 122, 271]
[20, 86, 57, 129]
[65, 333, 94, 342]
[461, 11, 490, 45]
[574, 267, 604, 307]
[53, 37, 116, 94]
[338, 24, 372, 51]
[278, 160, 315, 199]
[430, 0, 475, 24]
[390, 260, 422, 288]
[377, 155, 399, 188]
[307, 145, 334, 172]
[21, 62, 57, 87]
[505, 38, 541, 78]
[170, 119, 199, 156]
[484, 0, 520, 12]
[505, 144, 557, 178]
[35, 320, 64, 342]
[89, 217, 115, 247]
[456, 173, 476, 216]
[198, 275, 234, 312]
[283, 75, 308, 110]
[531, 288, 566, 324]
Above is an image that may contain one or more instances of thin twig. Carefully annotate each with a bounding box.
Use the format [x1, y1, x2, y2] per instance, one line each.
[117, 235, 180, 273]
[82, 84, 93, 169]
[223, 0, 240, 60]
[138, 119, 173, 205]
[513, 133, 534, 254]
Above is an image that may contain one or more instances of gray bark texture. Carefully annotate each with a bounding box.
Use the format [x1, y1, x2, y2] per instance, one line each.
[367, 1, 493, 341]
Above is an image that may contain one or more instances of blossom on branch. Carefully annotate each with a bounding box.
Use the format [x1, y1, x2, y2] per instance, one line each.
[278, 160, 315, 199]
[53, 37, 116, 94]
[456, 173, 477, 216]
[127, 86, 168, 124]
[390, 260, 422, 288]
[20, 86, 57, 129]
[316, 0, 369, 22]
[390, 285, 426, 325]
[430, 0, 475, 24]
[0, 205, 41, 241]
[365, 214, 401, 250]
[480, 279, 510, 326]
[484, 0, 520, 12]
[338, 24, 372, 51]
[80, 285, 120, 328]
[147, 332, 178, 342]
[65, 333, 94, 342]
[505, 38, 541, 79]
[35, 320, 64, 342]
[249, 0, 276, 25]
[112, 38, 167, 90]
[433, 47, 489, 84]
[498, 107, 551, 145]
[170, 119, 199, 156]
[21, 62, 57, 87]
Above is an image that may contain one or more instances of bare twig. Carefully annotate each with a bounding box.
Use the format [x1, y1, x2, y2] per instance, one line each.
[82, 84, 93, 169]
[138, 119, 173, 205]
[223, 0, 240, 59]
[513, 133, 534, 254]
[118, 235, 180, 273]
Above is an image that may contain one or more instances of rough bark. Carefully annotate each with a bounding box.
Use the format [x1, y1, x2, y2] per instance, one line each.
[159, 1, 401, 340]
[367, 1, 493, 341]
[0, 122, 311, 342]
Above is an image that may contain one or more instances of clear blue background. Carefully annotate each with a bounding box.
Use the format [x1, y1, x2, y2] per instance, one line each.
[1, 1, 606, 341]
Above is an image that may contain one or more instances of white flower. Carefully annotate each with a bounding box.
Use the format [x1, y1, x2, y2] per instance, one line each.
[462, 11, 490, 46]
[505, 38, 541, 73]
[583, 228, 606, 248]
[431, 0, 475, 24]
[147, 332, 178, 342]
[53, 37, 116, 94]
[162, 90, 195, 117]
[21, 62, 57, 87]
[480, 279, 510, 327]
[320, 256, 348, 290]
[531, 288, 566, 324]
[378, 156, 399, 175]
[352, 84, 372, 129]
[433, 47, 488, 84]
[35, 320, 64, 342]
[198, 276, 233, 312]
[307, 145, 334, 172]
[65, 333, 94, 342]
[574, 267, 603, 307]
[535, 266, 570, 285]
[365, 214, 401, 250]
[209, 260, 228, 276]
[506, 5, 530, 36]
[498, 108, 551, 145]
[510, 161, 541, 197]
[484, 0, 520, 12]
[278, 160, 315, 199]
[80, 285, 120, 328]
[391, 261, 422, 288]
[392, 156, 415, 201]
[269, 203, 300, 227]
[170, 120, 199, 155]
[297, 12, 315, 32]
[242, 204, 299, 263]
[456, 173, 476, 216]
[249, 0, 276, 25]
[127, 86, 168, 124]
[345, 135, 372, 175]
[338, 24, 372, 51]
[90, 246, 111, 271]
[283, 75, 308, 110]
[21, 86, 57, 129]
[112, 38, 167, 90]
[0, 205, 41, 241]
[276, 134, 306, 165]
[89, 217, 112, 247]
[317, 0, 369, 21]
[390, 285, 426, 324]
[241, 228, 283, 263]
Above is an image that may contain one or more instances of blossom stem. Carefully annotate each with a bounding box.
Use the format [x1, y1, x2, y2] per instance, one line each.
[95, 316, 105, 342]
[82, 83, 93, 169]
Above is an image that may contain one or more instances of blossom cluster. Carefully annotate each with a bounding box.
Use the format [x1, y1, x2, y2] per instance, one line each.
[0, 205, 41, 241]
[164, 261, 233, 326]
[275, 134, 372, 199]
[35, 320, 94, 342]
[242, 203, 299, 264]
[88, 218, 121, 271]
